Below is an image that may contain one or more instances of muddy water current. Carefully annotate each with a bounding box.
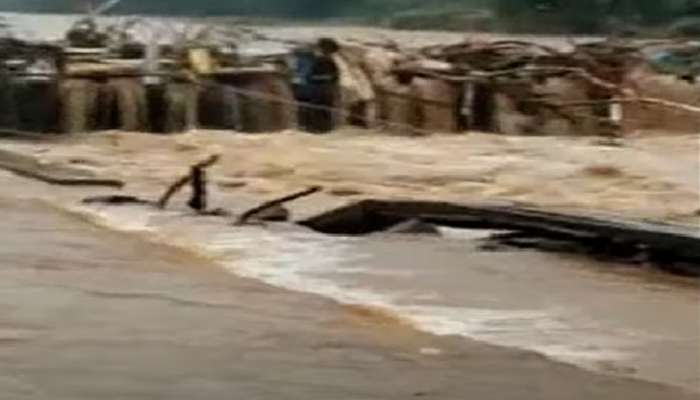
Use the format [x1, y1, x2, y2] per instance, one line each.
[0, 168, 697, 398]
[80, 199, 700, 392]
[0, 12, 698, 398]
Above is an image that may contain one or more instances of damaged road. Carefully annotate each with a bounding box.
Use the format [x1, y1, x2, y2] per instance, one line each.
[302, 199, 700, 277]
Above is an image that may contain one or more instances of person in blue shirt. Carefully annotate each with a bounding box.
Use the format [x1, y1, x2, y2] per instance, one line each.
[292, 38, 340, 133]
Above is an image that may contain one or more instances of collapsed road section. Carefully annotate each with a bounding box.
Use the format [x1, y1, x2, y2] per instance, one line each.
[301, 199, 700, 277]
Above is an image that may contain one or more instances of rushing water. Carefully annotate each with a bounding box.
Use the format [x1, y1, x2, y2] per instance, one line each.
[0, 12, 698, 395]
[72, 196, 699, 392]
[0, 133, 697, 393]
[2, 185, 697, 399]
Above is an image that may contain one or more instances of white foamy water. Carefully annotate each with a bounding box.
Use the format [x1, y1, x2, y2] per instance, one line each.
[67, 202, 700, 392]
[202, 230, 638, 365]
[73, 204, 161, 233]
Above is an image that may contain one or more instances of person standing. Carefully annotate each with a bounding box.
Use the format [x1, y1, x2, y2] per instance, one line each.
[293, 38, 340, 133]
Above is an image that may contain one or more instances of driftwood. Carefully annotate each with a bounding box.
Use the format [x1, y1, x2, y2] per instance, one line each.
[3, 168, 124, 187]
[156, 154, 220, 210]
[17, 174, 123, 187]
[83, 195, 152, 205]
[0, 149, 124, 188]
[235, 186, 322, 225]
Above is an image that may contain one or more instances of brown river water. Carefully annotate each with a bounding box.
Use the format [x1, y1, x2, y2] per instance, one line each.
[0, 155, 698, 398]
[0, 12, 699, 398]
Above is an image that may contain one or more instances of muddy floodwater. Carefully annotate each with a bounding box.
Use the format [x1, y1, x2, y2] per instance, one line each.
[0, 11, 699, 398]
[0, 165, 698, 398]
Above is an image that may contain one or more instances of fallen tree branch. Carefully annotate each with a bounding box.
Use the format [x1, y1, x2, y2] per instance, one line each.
[0, 149, 124, 188]
[156, 154, 220, 209]
[235, 186, 323, 225]
[4, 167, 124, 187]
[83, 195, 152, 205]
[156, 174, 190, 209]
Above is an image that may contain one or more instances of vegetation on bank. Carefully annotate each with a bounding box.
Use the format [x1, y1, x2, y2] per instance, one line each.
[2, 0, 700, 36]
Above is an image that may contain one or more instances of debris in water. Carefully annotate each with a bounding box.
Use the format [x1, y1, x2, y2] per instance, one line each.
[235, 186, 322, 225]
[157, 154, 220, 211]
[82, 195, 151, 206]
